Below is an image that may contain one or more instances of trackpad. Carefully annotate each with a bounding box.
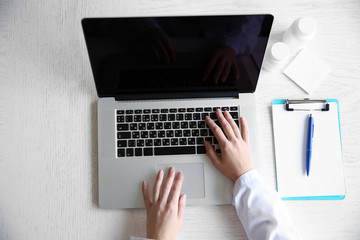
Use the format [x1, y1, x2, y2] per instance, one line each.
[156, 163, 205, 199]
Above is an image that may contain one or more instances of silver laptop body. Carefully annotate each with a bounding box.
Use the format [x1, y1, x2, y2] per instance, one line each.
[82, 15, 274, 209]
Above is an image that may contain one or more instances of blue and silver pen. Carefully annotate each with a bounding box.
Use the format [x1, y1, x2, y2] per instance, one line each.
[306, 114, 314, 176]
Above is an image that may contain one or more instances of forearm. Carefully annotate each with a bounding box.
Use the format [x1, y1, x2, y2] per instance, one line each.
[233, 169, 302, 240]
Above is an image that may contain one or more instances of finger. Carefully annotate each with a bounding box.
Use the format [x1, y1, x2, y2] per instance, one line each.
[216, 109, 236, 140]
[202, 54, 219, 82]
[178, 194, 186, 219]
[240, 117, 250, 143]
[159, 167, 176, 203]
[205, 116, 228, 145]
[224, 111, 241, 138]
[220, 61, 231, 83]
[232, 60, 240, 80]
[153, 170, 164, 203]
[142, 181, 152, 211]
[168, 172, 183, 204]
[212, 58, 226, 84]
[204, 141, 222, 166]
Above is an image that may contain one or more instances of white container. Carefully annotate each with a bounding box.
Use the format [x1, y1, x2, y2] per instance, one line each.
[262, 42, 289, 72]
[283, 17, 317, 52]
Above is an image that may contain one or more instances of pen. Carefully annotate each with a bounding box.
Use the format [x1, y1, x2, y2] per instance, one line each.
[306, 114, 314, 176]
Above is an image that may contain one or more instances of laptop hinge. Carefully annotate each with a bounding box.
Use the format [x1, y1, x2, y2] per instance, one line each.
[114, 91, 239, 101]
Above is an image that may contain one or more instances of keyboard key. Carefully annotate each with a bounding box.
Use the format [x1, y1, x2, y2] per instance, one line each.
[130, 123, 137, 130]
[139, 123, 146, 130]
[155, 122, 163, 129]
[230, 112, 239, 119]
[193, 113, 201, 120]
[170, 108, 177, 113]
[154, 139, 162, 146]
[213, 107, 220, 111]
[147, 123, 155, 130]
[168, 114, 176, 121]
[132, 131, 140, 138]
[181, 122, 188, 129]
[152, 109, 160, 113]
[192, 129, 200, 136]
[118, 132, 131, 139]
[179, 138, 187, 145]
[128, 140, 136, 147]
[158, 131, 166, 138]
[143, 115, 150, 122]
[135, 109, 142, 114]
[154, 146, 196, 156]
[221, 107, 229, 111]
[135, 148, 142, 156]
[117, 116, 124, 122]
[200, 129, 208, 136]
[125, 115, 133, 122]
[198, 121, 206, 128]
[189, 121, 197, 128]
[160, 114, 167, 121]
[176, 114, 184, 121]
[171, 138, 179, 145]
[187, 108, 195, 112]
[149, 131, 157, 138]
[117, 140, 127, 147]
[145, 139, 153, 146]
[188, 138, 195, 145]
[161, 109, 168, 113]
[134, 115, 142, 122]
[126, 148, 134, 157]
[175, 130, 182, 137]
[172, 122, 180, 129]
[117, 110, 124, 115]
[166, 130, 174, 138]
[126, 110, 133, 114]
[196, 137, 204, 144]
[151, 115, 158, 121]
[117, 124, 129, 131]
[141, 131, 149, 138]
[201, 113, 209, 119]
[143, 109, 151, 113]
[205, 137, 213, 144]
[137, 139, 144, 147]
[178, 108, 186, 112]
[185, 113, 192, 120]
[197, 146, 207, 154]
[162, 139, 170, 146]
[144, 148, 153, 156]
[204, 107, 212, 112]
[164, 122, 172, 129]
[118, 149, 125, 157]
[230, 106, 238, 111]
[196, 108, 203, 112]
[183, 130, 191, 137]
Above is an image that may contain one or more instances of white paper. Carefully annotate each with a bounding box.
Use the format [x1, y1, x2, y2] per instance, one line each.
[283, 49, 331, 94]
[272, 101, 345, 198]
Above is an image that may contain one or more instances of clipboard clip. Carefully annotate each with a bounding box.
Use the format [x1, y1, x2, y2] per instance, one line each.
[286, 98, 330, 111]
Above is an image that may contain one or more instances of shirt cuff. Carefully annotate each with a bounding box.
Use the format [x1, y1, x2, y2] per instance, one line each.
[232, 169, 259, 205]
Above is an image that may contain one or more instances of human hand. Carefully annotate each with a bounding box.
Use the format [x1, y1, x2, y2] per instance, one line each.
[143, 28, 177, 64]
[204, 109, 253, 182]
[202, 45, 240, 84]
[142, 167, 186, 240]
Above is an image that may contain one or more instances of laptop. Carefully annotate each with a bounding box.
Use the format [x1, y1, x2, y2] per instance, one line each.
[82, 14, 274, 209]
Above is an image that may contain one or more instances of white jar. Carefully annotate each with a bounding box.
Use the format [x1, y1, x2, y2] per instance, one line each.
[283, 17, 317, 52]
[262, 42, 289, 72]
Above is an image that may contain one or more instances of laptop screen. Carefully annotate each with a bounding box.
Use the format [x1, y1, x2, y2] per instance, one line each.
[82, 15, 273, 98]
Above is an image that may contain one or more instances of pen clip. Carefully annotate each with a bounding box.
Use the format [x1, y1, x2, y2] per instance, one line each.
[286, 98, 329, 111]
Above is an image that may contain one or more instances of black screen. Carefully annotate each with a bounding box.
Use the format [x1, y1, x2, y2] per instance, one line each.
[82, 15, 273, 99]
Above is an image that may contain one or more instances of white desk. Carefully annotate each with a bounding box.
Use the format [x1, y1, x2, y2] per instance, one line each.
[1, 0, 360, 239]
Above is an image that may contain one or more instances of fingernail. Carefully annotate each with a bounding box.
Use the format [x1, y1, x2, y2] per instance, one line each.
[159, 170, 164, 176]
[170, 167, 175, 173]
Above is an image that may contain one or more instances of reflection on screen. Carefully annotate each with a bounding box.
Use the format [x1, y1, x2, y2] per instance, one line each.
[82, 15, 273, 97]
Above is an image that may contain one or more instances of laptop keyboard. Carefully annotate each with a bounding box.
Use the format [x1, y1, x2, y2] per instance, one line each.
[116, 106, 239, 157]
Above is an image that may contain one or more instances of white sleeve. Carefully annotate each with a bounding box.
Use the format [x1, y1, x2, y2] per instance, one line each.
[232, 169, 302, 240]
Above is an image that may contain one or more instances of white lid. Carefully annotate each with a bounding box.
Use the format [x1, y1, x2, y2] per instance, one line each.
[296, 17, 317, 37]
[270, 42, 289, 62]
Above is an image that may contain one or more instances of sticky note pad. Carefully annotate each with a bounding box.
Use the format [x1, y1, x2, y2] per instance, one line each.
[283, 48, 331, 94]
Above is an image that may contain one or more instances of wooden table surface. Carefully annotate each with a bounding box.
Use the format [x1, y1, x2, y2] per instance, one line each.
[1, 0, 360, 239]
